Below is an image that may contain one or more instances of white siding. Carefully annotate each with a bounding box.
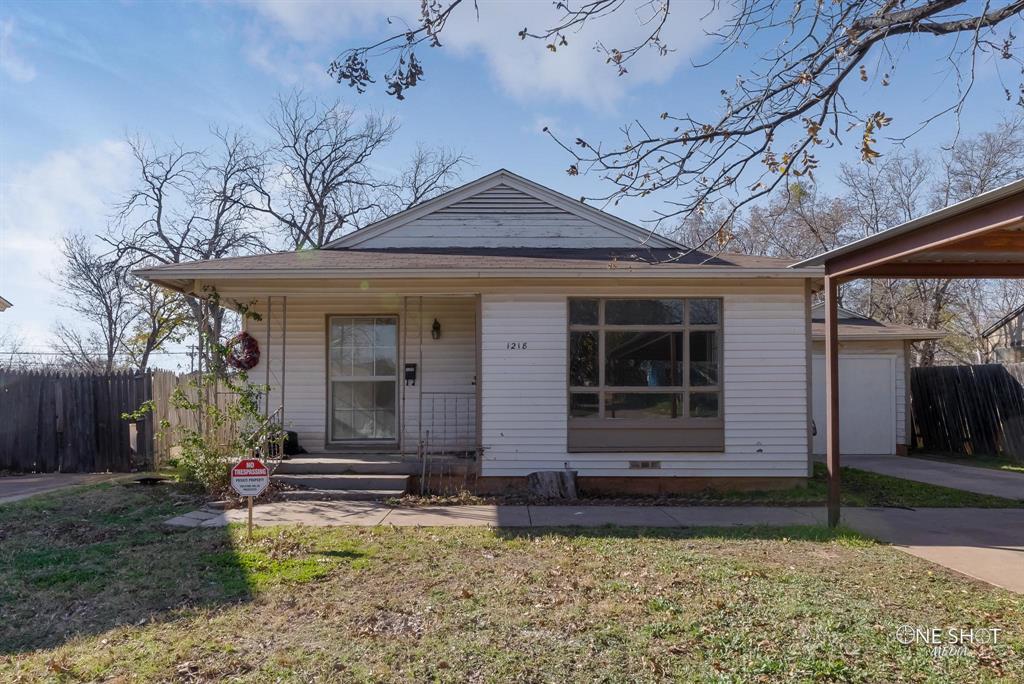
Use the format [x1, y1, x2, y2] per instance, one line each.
[480, 292, 810, 478]
[245, 295, 476, 454]
[351, 184, 647, 249]
[812, 339, 907, 452]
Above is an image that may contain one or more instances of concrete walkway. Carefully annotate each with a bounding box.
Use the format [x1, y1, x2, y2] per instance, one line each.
[842, 454, 1024, 500]
[0, 473, 125, 504]
[168, 501, 1024, 593]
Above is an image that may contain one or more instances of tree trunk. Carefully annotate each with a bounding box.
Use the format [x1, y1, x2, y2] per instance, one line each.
[527, 470, 578, 500]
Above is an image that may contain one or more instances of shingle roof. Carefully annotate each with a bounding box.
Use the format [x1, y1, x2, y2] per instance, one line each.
[136, 246, 802, 280]
[809, 309, 944, 341]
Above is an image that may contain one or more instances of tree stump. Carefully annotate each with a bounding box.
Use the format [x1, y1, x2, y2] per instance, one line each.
[527, 470, 578, 500]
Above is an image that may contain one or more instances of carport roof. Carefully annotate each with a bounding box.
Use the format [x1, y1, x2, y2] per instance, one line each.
[794, 177, 1024, 278]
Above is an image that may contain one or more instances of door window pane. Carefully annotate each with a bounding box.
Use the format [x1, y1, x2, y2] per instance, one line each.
[689, 299, 721, 325]
[569, 299, 599, 325]
[605, 299, 683, 325]
[689, 330, 719, 386]
[329, 316, 397, 441]
[605, 331, 683, 386]
[569, 331, 599, 387]
[569, 393, 599, 418]
[605, 393, 683, 419]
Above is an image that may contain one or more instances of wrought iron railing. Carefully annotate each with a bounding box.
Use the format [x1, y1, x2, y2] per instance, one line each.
[418, 391, 478, 495]
[247, 405, 286, 475]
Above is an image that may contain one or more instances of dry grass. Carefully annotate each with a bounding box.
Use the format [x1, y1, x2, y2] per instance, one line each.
[1, 483, 1022, 682]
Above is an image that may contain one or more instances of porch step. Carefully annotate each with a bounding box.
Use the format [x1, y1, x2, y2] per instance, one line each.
[277, 488, 402, 502]
[275, 457, 417, 476]
[273, 473, 409, 492]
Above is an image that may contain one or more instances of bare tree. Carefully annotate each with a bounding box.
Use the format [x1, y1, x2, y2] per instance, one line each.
[52, 233, 137, 373]
[334, 0, 1024, 230]
[104, 131, 267, 357]
[245, 92, 468, 249]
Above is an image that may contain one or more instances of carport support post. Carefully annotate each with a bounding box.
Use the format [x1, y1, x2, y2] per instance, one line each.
[825, 276, 842, 528]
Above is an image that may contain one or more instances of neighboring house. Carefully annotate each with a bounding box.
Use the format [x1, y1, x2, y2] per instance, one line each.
[809, 304, 943, 456]
[982, 304, 1024, 363]
[140, 170, 846, 497]
[0, 296, 11, 312]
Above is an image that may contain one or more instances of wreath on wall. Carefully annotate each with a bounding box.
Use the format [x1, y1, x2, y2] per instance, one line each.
[225, 331, 260, 371]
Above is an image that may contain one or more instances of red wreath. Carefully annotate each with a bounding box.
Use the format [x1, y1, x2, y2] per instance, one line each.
[226, 331, 260, 371]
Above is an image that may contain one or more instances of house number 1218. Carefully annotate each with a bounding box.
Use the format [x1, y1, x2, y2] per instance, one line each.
[506, 341, 528, 350]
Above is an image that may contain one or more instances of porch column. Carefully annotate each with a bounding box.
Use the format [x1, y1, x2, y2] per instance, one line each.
[825, 276, 841, 528]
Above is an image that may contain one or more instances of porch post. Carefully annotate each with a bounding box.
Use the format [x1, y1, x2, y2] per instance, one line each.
[825, 276, 841, 528]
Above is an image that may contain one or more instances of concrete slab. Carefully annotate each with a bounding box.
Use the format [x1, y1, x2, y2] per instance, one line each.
[661, 506, 824, 527]
[382, 505, 532, 527]
[527, 505, 677, 527]
[197, 501, 393, 528]
[0, 473, 125, 505]
[841, 454, 1024, 500]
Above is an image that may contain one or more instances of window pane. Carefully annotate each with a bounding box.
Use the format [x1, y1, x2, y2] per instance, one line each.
[569, 331, 599, 386]
[569, 393, 599, 418]
[606, 393, 683, 419]
[689, 330, 719, 386]
[689, 299, 720, 325]
[605, 299, 683, 325]
[374, 318, 396, 346]
[569, 299, 599, 325]
[690, 393, 720, 418]
[605, 331, 683, 386]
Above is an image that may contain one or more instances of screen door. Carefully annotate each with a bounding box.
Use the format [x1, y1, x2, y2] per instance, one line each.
[328, 316, 398, 442]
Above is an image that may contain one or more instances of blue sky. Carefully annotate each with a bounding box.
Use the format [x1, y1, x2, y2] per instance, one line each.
[1, 1, 1020, 366]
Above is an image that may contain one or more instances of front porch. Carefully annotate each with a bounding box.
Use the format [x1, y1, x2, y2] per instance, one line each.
[248, 292, 481, 497]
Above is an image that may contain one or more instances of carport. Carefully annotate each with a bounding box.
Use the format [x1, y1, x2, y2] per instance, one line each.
[795, 180, 1024, 527]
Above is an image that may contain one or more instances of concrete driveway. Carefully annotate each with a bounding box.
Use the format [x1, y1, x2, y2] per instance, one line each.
[839, 454, 1024, 500]
[0, 473, 124, 505]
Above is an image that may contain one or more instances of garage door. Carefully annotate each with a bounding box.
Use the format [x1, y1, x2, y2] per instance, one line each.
[812, 355, 896, 455]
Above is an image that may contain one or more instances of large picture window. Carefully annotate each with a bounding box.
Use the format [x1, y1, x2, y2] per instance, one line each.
[568, 298, 723, 452]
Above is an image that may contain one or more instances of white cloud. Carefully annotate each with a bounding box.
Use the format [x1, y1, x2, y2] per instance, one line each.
[240, 1, 718, 110]
[0, 140, 134, 346]
[1, 18, 37, 82]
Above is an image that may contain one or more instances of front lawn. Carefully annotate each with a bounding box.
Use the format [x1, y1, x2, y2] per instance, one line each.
[1, 483, 1022, 682]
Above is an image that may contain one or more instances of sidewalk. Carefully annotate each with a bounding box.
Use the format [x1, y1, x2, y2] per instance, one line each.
[841, 454, 1024, 500]
[169, 501, 1024, 593]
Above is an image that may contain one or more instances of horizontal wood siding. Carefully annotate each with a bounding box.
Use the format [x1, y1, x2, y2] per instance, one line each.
[245, 295, 476, 454]
[480, 291, 810, 477]
[352, 184, 645, 249]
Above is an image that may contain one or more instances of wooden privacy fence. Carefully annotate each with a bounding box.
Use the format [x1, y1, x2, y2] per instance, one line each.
[910, 363, 1024, 460]
[149, 370, 239, 467]
[0, 370, 154, 473]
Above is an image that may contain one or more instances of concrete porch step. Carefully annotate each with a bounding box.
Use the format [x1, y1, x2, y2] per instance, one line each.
[273, 473, 409, 492]
[276, 488, 403, 502]
[275, 457, 416, 475]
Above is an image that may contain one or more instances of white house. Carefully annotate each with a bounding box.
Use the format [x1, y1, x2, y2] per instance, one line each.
[138, 170, 923, 498]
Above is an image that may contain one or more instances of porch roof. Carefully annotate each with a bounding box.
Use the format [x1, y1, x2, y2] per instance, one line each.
[135, 247, 817, 291]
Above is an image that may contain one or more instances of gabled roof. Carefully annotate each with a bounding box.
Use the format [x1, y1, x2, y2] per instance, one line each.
[0, 296, 11, 312]
[982, 303, 1024, 338]
[809, 302, 945, 341]
[324, 169, 685, 250]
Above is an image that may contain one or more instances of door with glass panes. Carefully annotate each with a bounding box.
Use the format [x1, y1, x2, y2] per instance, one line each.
[328, 316, 398, 443]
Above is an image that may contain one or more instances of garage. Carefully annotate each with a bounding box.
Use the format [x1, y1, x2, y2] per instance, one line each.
[809, 304, 943, 456]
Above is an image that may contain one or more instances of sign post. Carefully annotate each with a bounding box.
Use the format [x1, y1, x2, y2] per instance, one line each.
[230, 458, 270, 539]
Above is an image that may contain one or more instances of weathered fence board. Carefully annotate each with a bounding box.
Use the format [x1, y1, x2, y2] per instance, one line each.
[910, 363, 1024, 460]
[0, 370, 154, 473]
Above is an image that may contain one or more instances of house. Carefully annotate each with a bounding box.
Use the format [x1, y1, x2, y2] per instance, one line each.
[0, 296, 11, 312]
[982, 304, 1024, 363]
[140, 169, 899, 498]
[809, 304, 942, 456]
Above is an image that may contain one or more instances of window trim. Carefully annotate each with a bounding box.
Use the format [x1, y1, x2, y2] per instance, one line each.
[567, 297, 724, 452]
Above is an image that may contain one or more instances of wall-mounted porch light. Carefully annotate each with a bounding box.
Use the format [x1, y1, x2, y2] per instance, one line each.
[431, 318, 442, 340]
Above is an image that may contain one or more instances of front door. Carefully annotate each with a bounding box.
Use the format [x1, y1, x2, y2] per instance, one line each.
[328, 316, 398, 443]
